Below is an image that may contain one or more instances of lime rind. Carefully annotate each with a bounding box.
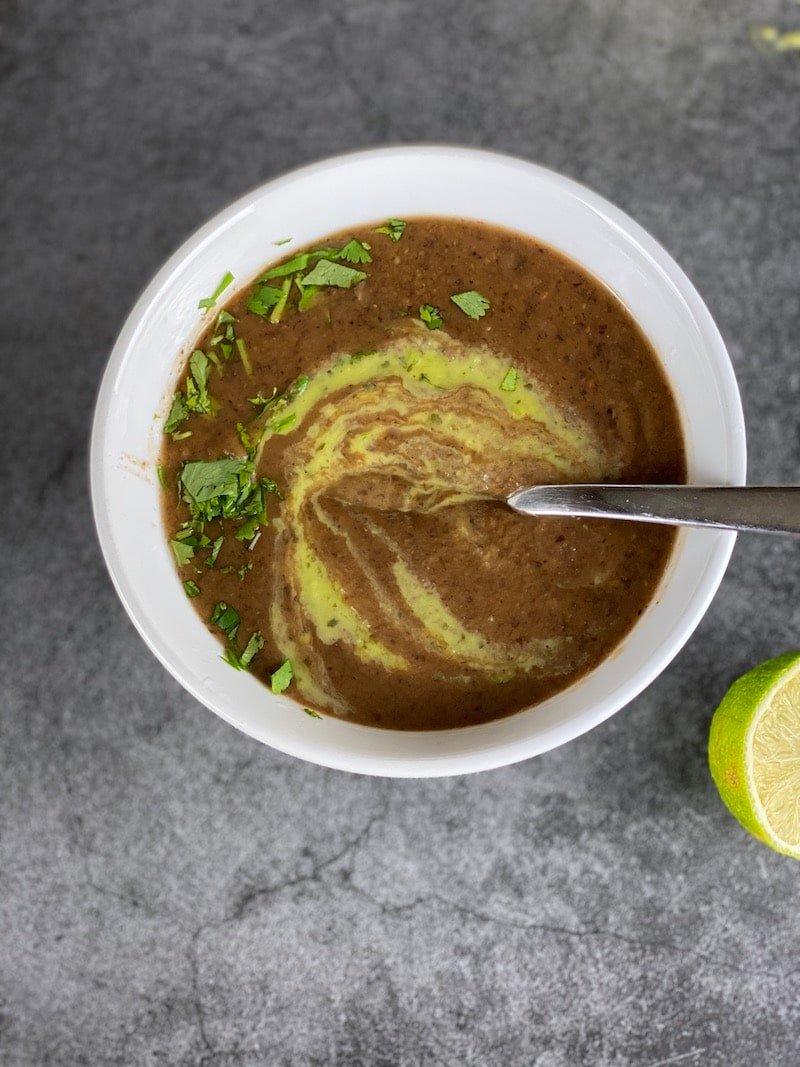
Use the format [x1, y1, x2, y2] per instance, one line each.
[708, 651, 800, 860]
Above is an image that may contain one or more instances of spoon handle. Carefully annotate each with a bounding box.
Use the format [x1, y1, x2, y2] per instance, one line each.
[506, 485, 800, 535]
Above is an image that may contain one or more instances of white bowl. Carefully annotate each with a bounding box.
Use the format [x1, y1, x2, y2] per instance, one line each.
[90, 146, 746, 778]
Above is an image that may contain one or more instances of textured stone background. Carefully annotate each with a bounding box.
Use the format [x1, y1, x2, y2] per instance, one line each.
[2, 1, 800, 1064]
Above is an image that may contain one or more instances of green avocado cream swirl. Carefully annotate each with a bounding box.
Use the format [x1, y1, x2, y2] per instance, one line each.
[252, 331, 620, 714]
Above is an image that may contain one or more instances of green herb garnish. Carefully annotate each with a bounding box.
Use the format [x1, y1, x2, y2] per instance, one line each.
[500, 367, 518, 392]
[223, 630, 264, 671]
[164, 393, 188, 434]
[337, 239, 372, 265]
[260, 249, 336, 281]
[419, 304, 443, 330]
[297, 283, 319, 312]
[198, 271, 234, 311]
[235, 338, 252, 376]
[271, 658, 293, 694]
[183, 579, 201, 598]
[207, 536, 223, 567]
[247, 285, 284, 317]
[185, 350, 212, 414]
[304, 708, 322, 719]
[451, 291, 490, 319]
[156, 463, 167, 487]
[301, 260, 367, 289]
[350, 350, 377, 363]
[211, 601, 240, 641]
[171, 539, 194, 566]
[236, 421, 255, 454]
[270, 275, 293, 323]
[374, 218, 406, 241]
[274, 237, 292, 246]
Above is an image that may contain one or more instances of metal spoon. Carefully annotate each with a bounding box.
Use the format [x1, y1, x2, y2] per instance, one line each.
[506, 485, 800, 535]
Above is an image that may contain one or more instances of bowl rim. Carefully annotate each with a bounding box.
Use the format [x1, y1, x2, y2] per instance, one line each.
[90, 144, 746, 777]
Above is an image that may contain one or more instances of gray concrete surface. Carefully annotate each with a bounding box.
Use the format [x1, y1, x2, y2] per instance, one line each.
[2, 1, 800, 1063]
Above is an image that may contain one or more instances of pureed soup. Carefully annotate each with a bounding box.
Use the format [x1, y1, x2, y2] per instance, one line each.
[160, 218, 686, 730]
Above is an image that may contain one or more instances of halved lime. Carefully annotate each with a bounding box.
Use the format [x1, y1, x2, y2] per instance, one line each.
[708, 651, 800, 859]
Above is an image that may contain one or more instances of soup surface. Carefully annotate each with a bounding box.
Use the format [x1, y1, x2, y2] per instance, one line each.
[160, 218, 686, 729]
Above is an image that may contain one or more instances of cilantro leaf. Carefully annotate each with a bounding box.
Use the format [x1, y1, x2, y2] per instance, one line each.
[374, 218, 406, 241]
[304, 708, 322, 719]
[271, 658, 293, 694]
[235, 514, 261, 542]
[419, 304, 443, 330]
[223, 630, 264, 671]
[247, 285, 284, 317]
[451, 290, 490, 319]
[164, 393, 188, 434]
[500, 367, 518, 392]
[183, 579, 201, 598]
[337, 239, 372, 265]
[297, 283, 319, 312]
[261, 249, 336, 282]
[211, 601, 240, 641]
[184, 350, 212, 414]
[239, 631, 264, 667]
[235, 338, 252, 376]
[206, 535, 223, 567]
[236, 421, 255, 454]
[198, 271, 234, 310]
[156, 463, 167, 487]
[301, 260, 367, 289]
[270, 275, 293, 324]
[171, 539, 194, 566]
[181, 457, 249, 505]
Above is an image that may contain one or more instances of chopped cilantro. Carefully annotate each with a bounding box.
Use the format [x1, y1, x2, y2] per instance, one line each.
[301, 260, 367, 289]
[270, 275, 293, 324]
[251, 376, 309, 428]
[236, 421, 255, 454]
[451, 291, 490, 319]
[237, 562, 253, 580]
[171, 539, 194, 566]
[261, 249, 335, 281]
[198, 271, 234, 310]
[235, 338, 252, 376]
[223, 630, 264, 671]
[171, 430, 192, 441]
[185, 350, 212, 414]
[235, 514, 261, 542]
[183, 579, 201, 598]
[219, 342, 232, 361]
[181, 457, 249, 506]
[156, 463, 167, 487]
[337, 239, 372, 265]
[419, 304, 443, 330]
[164, 393, 188, 434]
[274, 237, 292, 246]
[247, 285, 284, 317]
[207, 536, 223, 567]
[500, 367, 518, 392]
[271, 658, 293, 694]
[297, 283, 319, 312]
[304, 708, 322, 719]
[211, 601, 240, 641]
[374, 218, 406, 241]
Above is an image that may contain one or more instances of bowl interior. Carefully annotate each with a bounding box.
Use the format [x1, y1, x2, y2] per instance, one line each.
[91, 146, 745, 777]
